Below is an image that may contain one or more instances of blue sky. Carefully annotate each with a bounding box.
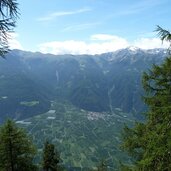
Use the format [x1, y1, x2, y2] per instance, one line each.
[10, 0, 171, 54]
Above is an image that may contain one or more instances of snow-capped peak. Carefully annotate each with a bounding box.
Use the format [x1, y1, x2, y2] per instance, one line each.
[127, 46, 139, 51]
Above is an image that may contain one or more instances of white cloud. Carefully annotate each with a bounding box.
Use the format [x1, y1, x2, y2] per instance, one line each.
[38, 8, 91, 21]
[38, 34, 169, 55]
[38, 35, 129, 55]
[133, 38, 169, 49]
[8, 33, 23, 50]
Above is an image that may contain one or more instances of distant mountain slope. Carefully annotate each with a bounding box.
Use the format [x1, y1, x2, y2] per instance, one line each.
[0, 48, 167, 122]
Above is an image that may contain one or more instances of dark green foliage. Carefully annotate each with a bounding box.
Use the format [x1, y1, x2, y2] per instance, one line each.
[96, 160, 108, 171]
[0, 119, 37, 171]
[0, 74, 51, 123]
[0, 0, 19, 57]
[121, 26, 171, 171]
[122, 56, 171, 170]
[120, 162, 135, 171]
[156, 26, 171, 51]
[42, 141, 61, 171]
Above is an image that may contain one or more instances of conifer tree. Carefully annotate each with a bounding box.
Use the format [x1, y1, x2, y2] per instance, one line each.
[0, 119, 37, 171]
[97, 160, 108, 171]
[0, 0, 19, 57]
[121, 26, 171, 171]
[42, 141, 61, 171]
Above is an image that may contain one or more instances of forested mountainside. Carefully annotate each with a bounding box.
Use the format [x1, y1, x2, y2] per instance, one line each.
[0, 47, 167, 122]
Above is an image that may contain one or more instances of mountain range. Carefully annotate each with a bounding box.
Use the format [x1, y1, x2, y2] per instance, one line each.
[0, 47, 168, 122]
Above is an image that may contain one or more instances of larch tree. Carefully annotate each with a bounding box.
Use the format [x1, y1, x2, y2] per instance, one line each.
[97, 160, 108, 171]
[42, 141, 61, 171]
[121, 26, 171, 171]
[0, 0, 19, 57]
[0, 119, 37, 171]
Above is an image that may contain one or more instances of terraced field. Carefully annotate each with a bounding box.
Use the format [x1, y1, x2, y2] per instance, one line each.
[18, 101, 134, 170]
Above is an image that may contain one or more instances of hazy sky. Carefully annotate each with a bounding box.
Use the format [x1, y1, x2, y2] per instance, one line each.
[10, 0, 171, 54]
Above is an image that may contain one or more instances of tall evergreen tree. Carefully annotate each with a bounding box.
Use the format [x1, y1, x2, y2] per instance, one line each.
[42, 141, 61, 171]
[0, 0, 19, 57]
[121, 26, 171, 171]
[0, 119, 37, 171]
[96, 160, 108, 171]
